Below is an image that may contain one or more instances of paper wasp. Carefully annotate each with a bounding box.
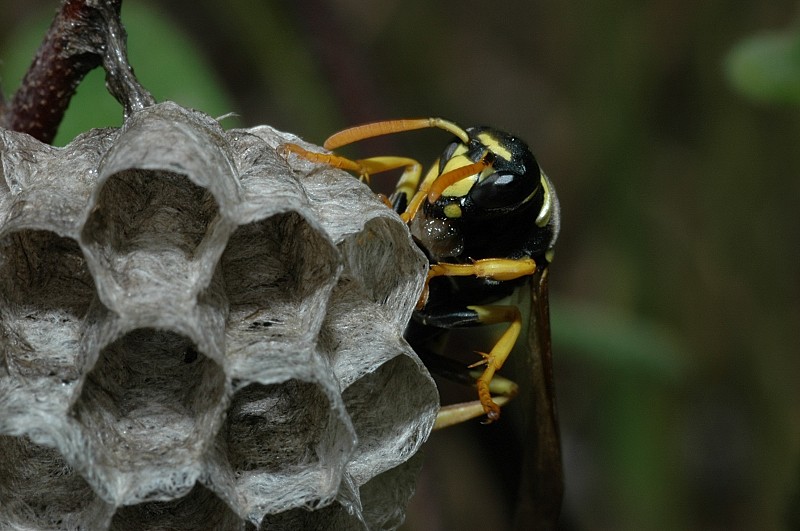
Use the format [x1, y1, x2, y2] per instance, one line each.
[281, 118, 563, 522]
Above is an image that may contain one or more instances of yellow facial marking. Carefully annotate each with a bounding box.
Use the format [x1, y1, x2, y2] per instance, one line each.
[450, 143, 469, 158]
[477, 132, 512, 161]
[443, 203, 463, 218]
[439, 150, 478, 198]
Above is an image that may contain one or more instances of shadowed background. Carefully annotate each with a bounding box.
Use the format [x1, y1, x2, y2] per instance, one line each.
[2, 1, 798, 529]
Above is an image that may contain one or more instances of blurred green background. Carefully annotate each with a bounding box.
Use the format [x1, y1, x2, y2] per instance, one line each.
[2, 1, 798, 529]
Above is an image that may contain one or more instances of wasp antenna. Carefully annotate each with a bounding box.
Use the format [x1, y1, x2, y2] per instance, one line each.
[427, 159, 490, 203]
[428, 118, 470, 144]
[324, 118, 470, 150]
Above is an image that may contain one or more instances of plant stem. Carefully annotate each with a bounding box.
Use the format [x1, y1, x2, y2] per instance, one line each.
[0, 0, 153, 144]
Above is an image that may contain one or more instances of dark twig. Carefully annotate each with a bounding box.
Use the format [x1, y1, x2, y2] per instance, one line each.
[0, 0, 153, 144]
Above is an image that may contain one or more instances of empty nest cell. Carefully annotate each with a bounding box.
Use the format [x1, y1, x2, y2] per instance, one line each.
[223, 380, 329, 475]
[69, 329, 226, 496]
[109, 483, 242, 531]
[219, 378, 353, 519]
[81, 169, 219, 305]
[0, 435, 112, 529]
[342, 354, 438, 483]
[259, 502, 364, 530]
[222, 211, 336, 343]
[0, 229, 94, 380]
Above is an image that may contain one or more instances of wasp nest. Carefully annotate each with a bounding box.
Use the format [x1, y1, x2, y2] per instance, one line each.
[0, 102, 437, 530]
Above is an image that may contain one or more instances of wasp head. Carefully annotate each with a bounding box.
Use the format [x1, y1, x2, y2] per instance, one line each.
[411, 127, 559, 263]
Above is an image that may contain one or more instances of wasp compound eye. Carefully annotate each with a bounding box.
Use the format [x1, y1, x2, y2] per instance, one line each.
[469, 170, 538, 214]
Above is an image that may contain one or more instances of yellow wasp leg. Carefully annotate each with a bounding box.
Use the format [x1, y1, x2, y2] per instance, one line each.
[279, 143, 422, 185]
[400, 162, 440, 222]
[279, 142, 363, 173]
[434, 372, 519, 430]
[416, 257, 538, 309]
[357, 156, 422, 188]
[462, 305, 523, 422]
[400, 189, 427, 223]
[430, 257, 538, 281]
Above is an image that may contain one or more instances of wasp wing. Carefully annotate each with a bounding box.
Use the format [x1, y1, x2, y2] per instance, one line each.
[513, 266, 563, 529]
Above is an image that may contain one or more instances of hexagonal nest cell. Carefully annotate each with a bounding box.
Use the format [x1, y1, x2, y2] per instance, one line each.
[0, 230, 94, 377]
[80, 168, 220, 317]
[0, 435, 113, 530]
[83, 169, 217, 258]
[221, 210, 339, 368]
[69, 328, 227, 503]
[0, 102, 436, 530]
[109, 483, 242, 531]
[225, 380, 329, 475]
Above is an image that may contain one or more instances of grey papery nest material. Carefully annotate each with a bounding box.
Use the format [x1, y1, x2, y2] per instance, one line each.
[0, 102, 438, 530]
